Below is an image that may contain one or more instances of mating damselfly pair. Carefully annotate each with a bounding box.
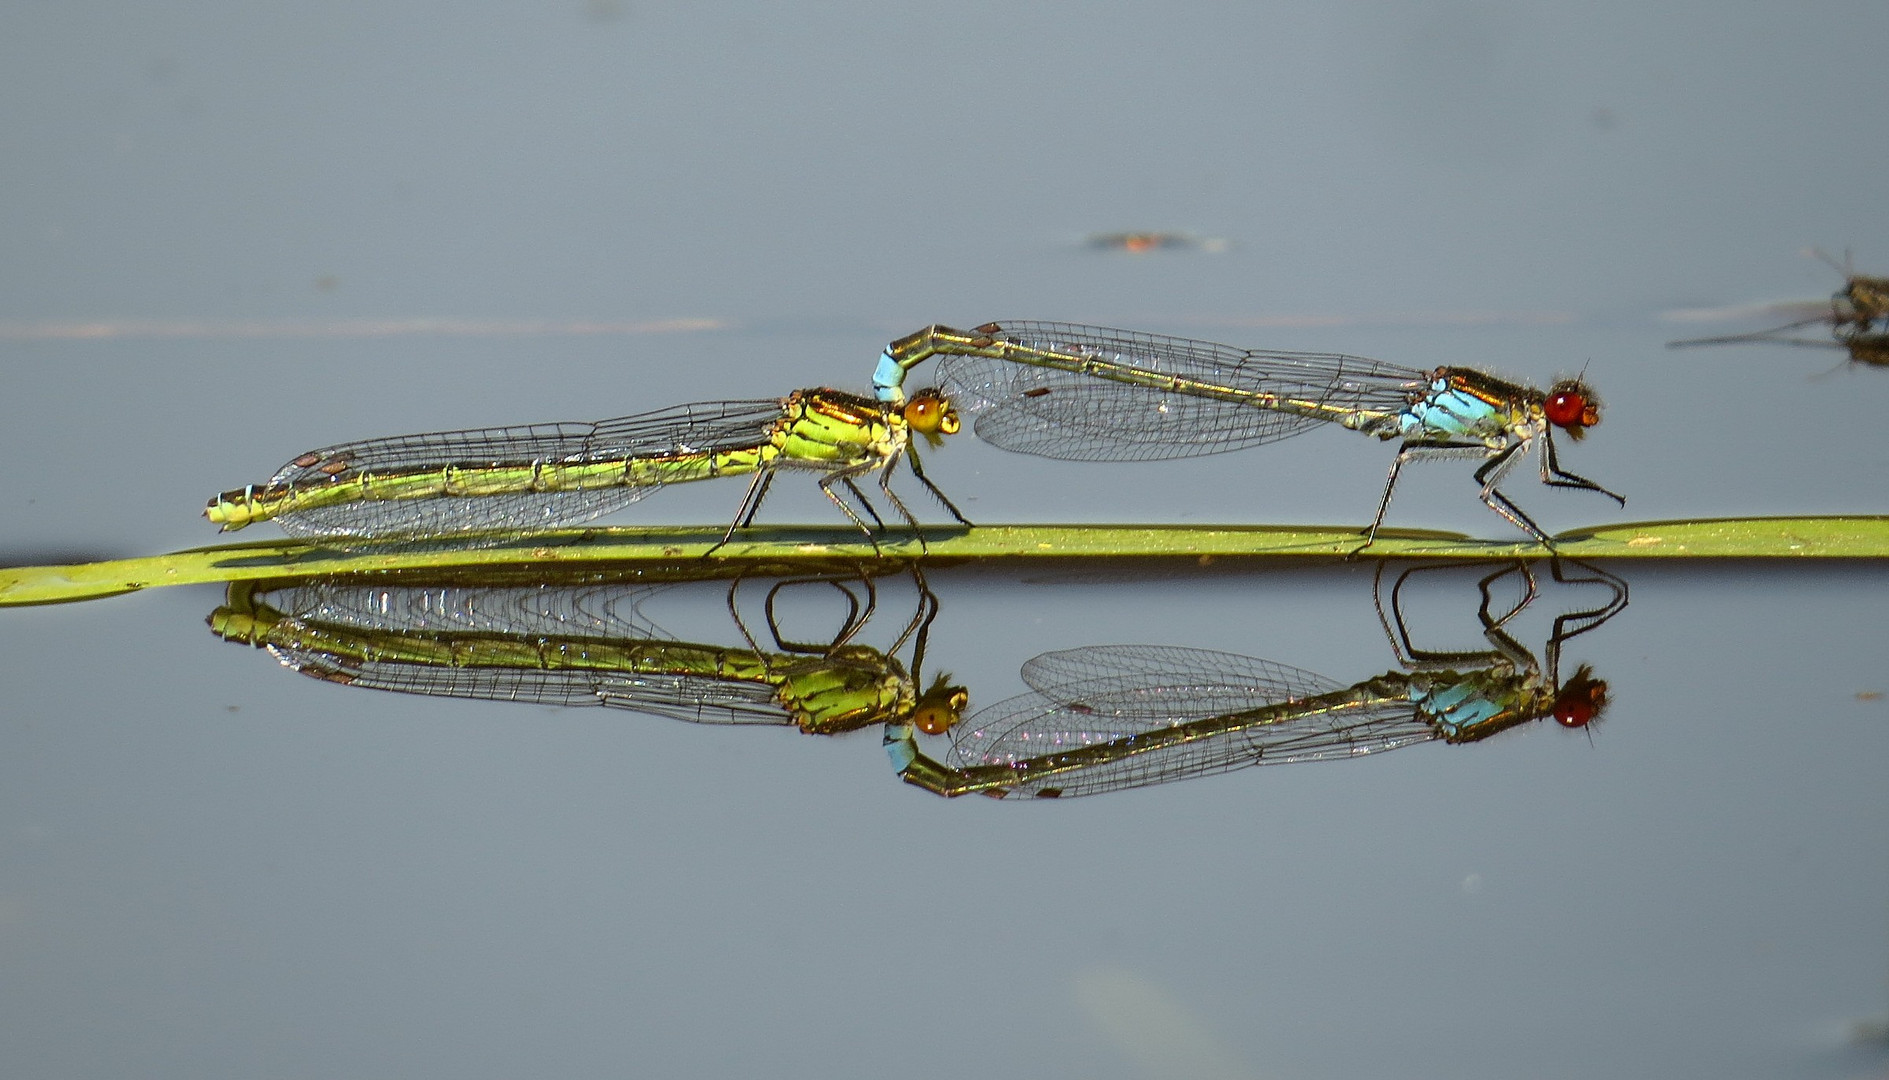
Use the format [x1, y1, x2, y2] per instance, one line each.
[206, 323, 1622, 549]
[211, 558, 1626, 799]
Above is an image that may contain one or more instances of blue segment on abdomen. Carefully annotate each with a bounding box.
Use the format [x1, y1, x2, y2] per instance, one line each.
[874, 351, 905, 402]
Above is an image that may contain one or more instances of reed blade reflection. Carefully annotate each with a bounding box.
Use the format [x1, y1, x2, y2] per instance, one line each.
[885, 559, 1627, 799]
[876, 322, 1621, 548]
[211, 563, 968, 736]
[203, 386, 969, 551]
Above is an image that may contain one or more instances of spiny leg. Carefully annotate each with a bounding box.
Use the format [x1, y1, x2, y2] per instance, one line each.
[760, 572, 873, 655]
[1476, 560, 1539, 633]
[1361, 438, 1492, 549]
[840, 478, 888, 532]
[1375, 559, 1532, 669]
[705, 468, 780, 556]
[1470, 440, 1553, 547]
[816, 460, 890, 553]
[905, 440, 972, 527]
[1539, 431, 1625, 505]
[889, 564, 939, 671]
[874, 456, 930, 553]
[1543, 557, 1629, 651]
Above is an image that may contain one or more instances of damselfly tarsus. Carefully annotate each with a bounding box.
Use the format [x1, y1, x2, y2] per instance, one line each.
[205, 387, 969, 549]
[885, 559, 1626, 799]
[875, 322, 1621, 547]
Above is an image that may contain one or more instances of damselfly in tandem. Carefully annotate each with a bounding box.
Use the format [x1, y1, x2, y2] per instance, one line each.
[885, 559, 1626, 799]
[205, 388, 969, 549]
[875, 322, 1622, 548]
[211, 564, 968, 738]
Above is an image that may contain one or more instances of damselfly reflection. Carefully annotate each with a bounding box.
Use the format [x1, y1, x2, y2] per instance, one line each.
[204, 386, 969, 551]
[874, 322, 1621, 548]
[211, 563, 967, 737]
[1667, 250, 1889, 368]
[885, 560, 1626, 799]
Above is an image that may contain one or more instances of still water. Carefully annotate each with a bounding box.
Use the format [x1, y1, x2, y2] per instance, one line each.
[4, 3, 1887, 1078]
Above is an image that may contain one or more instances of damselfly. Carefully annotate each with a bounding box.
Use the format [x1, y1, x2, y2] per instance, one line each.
[211, 565, 968, 737]
[885, 559, 1625, 799]
[1667, 250, 1889, 363]
[875, 322, 1622, 547]
[205, 387, 969, 547]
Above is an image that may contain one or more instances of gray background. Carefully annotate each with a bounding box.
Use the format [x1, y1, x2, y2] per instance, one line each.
[3, 3, 1886, 1078]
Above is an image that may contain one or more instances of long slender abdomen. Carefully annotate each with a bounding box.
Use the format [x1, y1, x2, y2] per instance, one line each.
[204, 446, 769, 530]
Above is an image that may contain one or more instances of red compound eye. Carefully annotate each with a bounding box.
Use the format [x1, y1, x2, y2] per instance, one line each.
[1545, 390, 1588, 428]
[1553, 694, 1597, 728]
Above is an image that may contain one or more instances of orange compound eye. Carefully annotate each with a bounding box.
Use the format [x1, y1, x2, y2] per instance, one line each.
[904, 390, 961, 436]
[912, 686, 969, 735]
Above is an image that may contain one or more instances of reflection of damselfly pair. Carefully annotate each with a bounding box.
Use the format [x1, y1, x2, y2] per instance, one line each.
[211, 559, 1627, 799]
[205, 324, 1620, 548]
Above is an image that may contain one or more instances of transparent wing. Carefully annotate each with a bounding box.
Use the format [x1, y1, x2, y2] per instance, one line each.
[264, 398, 790, 538]
[1019, 644, 1345, 709]
[270, 643, 797, 726]
[937, 322, 1424, 462]
[257, 581, 672, 642]
[949, 645, 1435, 798]
[275, 487, 659, 540]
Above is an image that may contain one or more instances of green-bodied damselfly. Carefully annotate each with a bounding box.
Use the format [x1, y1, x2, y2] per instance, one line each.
[875, 322, 1621, 547]
[211, 565, 967, 738]
[205, 387, 968, 548]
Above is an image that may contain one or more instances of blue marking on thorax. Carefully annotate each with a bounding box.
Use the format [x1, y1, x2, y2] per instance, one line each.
[1409, 676, 1508, 739]
[874, 351, 905, 402]
[1398, 379, 1503, 439]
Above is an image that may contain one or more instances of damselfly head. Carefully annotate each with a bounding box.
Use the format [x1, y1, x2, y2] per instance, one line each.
[911, 675, 969, 735]
[1551, 664, 1607, 728]
[1835, 274, 1889, 329]
[903, 387, 961, 447]
[1543, 380, 1602, 439]
[1813, 249, 1889, 329]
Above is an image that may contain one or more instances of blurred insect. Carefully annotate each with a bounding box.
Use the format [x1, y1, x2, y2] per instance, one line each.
[1084, 231, 1230, 254]
[1667, 250, 1888, 367]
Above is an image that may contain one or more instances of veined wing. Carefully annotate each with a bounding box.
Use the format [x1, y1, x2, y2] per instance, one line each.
[254, 581, 673, 642]
[264, 398, 790, 538]
[269, 398, 790, 486]
[950, 645, 1434, 798]
[1020, 644, 1344, 708]
[938, 322, 1424, 462]
[272, 642, 797, 726]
